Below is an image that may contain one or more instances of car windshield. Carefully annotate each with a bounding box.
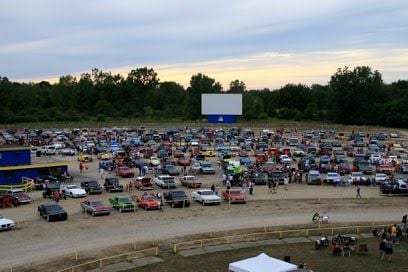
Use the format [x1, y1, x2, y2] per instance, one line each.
[171, 191, 186, 197]
[201, 190, 214, 195]
[0, 216, 4, 219]
[201, 163, 212, 168]
[88, 181, 98, 186]
[118, 197, 131, 202]
[377, 174, 386, 177]
[67, 185, 79, 189]
[45, 205, 63, 212]
[353, 173, 363, 178]
[327, 173, 338, 177]
[142, 195, 156, 200]
[229, 190, 241, 195]
[91, 201, 103, 206]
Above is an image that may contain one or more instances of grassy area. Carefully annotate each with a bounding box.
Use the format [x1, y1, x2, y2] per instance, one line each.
[135, 238, 408, 272]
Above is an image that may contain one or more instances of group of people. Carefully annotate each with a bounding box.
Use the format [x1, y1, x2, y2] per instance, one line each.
[376, 215, 408, 262]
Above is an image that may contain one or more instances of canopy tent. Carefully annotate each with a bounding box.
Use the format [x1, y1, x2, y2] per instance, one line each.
[229, 253, 298, 272]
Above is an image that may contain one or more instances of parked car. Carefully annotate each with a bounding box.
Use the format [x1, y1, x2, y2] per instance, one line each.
[347, 172, 367, 185]
[163, 190, 190, 208]
[80, 199, 111, 216]
[200, 161, 216, 174]
[154, 175, 177, 189]
[374, 173, 389, 185]
[148, 156, 160, 166]
[325, 172, 341, 185]
[268, 170, 285, 185]
[0, 215, 15, 230]
[132, 176, 154, 191]
[279, 154, 291, 164]
[77, 153, 93, 162]
[381, 180, 408, 194]
[38, 203, 68, 222]
[104, 177, 124, 192]
[59, 148, 76, 156]
[6, 189, 32, 204]
[177, 157, 191, 167]
[161, 164, 180, 176]
[80, 180, 103, 194]
[221, 189, 246, 204]
[180, 175, 202, 188]
[250, 171, 268, 185]
[115, 166, 135, 178]
[133, 194, 161, 210]
[109, 196, 137, 212]
[191, 189, 221, 206]
[99, 160, 114, 171]
[307, 170, 322, 185]
[60, 184, 86, 198]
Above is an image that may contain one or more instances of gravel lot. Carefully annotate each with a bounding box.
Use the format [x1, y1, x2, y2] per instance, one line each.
[1, 130, 408, 270]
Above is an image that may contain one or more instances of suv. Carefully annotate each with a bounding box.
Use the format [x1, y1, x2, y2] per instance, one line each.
[81, 180, 103, 194]
[104, 177, 124, 193]
[163, 190, 190, 208]
[307, 170, 322, 185]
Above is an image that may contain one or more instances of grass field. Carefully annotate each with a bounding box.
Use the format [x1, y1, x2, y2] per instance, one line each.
[134, 238, 408, 272]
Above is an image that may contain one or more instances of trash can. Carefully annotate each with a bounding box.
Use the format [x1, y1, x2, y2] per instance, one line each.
[36, 150, 41, 157]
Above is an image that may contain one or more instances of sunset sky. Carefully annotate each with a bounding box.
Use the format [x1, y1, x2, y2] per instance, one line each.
[1, 0, 407, 89]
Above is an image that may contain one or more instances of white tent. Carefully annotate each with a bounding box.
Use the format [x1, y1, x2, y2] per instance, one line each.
[229, 253, 298, 272]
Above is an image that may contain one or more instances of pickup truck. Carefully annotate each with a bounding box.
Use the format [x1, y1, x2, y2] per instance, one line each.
[81, 180, 103, 194]
[163, 190, 190, 208]
[381, 180, 408, 195]
[80, 199, 111, 216]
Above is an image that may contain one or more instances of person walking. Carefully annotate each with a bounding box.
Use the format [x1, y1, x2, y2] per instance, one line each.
[79, 162, 84, 173]
[284, 176, 289, 191]
[99, 168, 105, 180]
[356, 186, 362, 199]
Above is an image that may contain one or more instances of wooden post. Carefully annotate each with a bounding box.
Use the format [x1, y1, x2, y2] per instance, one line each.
[100, 260, 103, 268]
[133, 240, 136, 249]
[200, 240, 203, 248]
[173, 244, 177, 253]
[155, 247, 159, 256]
[306, 230, 309, 237]
[75, 250, 79, 261]
[279, 232, 283, 239]
[357, 227, 360, 234]
[264, 226, 267, 233]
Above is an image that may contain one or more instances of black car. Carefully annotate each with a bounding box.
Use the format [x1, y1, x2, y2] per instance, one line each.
[38, 203, 68, 222]
[163, 190, 190, 208]
[34, 175, 58, 190]
[104, 177, 124, 193]
[268, 170, 285, 185]
[81, 180, 103, 194]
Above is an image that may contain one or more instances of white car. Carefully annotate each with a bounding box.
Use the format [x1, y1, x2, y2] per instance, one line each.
[0, 215, 15, 231]
[154, 175, 177, 189]
[390, 132, 398, 138]
[59, 148, 76, 156]
[325, 172, 341, 184]
[191, 189, 221, 206]
[279, 155, 291, 164]
[61, 185, 86, 198]
[369, 154, 381, 164]
[374, 173, 389, 185]
[347, 172, 366, 185]
[149, 156, 160, 166]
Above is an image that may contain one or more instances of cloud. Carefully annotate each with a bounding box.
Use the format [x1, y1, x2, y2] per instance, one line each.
[1, 0, 408, 87]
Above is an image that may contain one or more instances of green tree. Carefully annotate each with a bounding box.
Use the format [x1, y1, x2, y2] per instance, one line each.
[228, 80, 246, 93]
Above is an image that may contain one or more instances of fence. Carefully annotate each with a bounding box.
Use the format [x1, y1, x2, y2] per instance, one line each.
[0, 177, 34, 192]
[55, 247, 159, 272]
[173, 223, 388, 253]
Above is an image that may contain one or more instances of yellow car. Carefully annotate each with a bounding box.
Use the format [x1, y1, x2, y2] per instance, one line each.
[78, 154, 93, 162]
[97, 153, 113, 160]
[204, 150, 216, 157]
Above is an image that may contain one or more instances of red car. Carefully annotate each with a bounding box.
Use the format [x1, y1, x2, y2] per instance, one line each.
[133, 194, 161, 210]
[376, 164, 394, 174]
[255, 153, 268, 164]
[221, 189, 246, 204]
[133, 177, 154, 191]
[115, 166, 135, 178]
[174, 150, 185, 158]
[177, 157, 192, 166]
[7, 189, 32, 204]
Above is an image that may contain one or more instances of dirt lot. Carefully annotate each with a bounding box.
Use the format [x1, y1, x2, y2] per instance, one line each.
[1, 127, 408, 270]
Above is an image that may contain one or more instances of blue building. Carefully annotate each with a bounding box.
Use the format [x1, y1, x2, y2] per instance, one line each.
[0, 147, 68, 185]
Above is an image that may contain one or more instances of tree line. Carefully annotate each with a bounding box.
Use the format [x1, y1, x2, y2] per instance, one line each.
[0, 66, 407, 127]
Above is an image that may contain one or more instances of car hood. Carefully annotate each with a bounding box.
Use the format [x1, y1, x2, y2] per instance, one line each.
[68, 188, 86, 194]
[0, 218, 15, 225]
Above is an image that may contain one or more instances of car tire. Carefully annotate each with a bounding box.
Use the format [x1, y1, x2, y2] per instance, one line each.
[171, 202, 175, 208]
[47, 216, 51, 222]
[82, 208, 86, 213]
[144, 206, 148, 211]
[119, 208, 122, 213]
[91, 211, 95, 217]
[202, 201, 206, 206]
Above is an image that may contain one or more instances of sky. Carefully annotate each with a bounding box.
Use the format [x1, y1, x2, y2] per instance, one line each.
[1, 0, 408, 90]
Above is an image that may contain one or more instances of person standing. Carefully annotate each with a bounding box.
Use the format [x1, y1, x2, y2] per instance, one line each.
[248, 181, 254, 195]
[356, 186, 362, 199]
[384, 238, 393, 262]
[79, 162, 84, 173]
[284, 176, 289, 191]
[100, 168, 105, 180]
